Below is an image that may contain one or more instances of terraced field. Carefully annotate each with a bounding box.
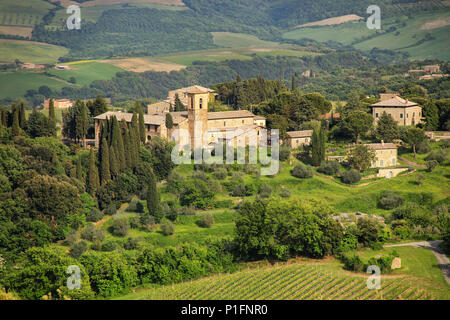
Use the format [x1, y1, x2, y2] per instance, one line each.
[118, 262, 435, 300]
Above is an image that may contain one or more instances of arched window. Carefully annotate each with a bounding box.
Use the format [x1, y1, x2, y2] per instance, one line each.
[199, 98, 203, 109]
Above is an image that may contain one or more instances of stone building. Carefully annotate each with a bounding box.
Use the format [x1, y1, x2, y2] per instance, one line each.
[365, 142, 398, 168]
[44, 98, 73, 109]
[371, 95, 422, 126]
[285, 130, 313, 148]
[95, 90, 265, 150]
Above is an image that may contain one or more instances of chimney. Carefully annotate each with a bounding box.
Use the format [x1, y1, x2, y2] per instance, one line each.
[381, 140, 384, 146]
[405, 98, 408, 104]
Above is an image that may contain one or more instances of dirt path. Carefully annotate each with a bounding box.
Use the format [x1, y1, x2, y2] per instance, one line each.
[384, 240, 449, 285]
[398, 156, 426, 169]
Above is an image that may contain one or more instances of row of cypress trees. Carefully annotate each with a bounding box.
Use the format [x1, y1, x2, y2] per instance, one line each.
[87, 112, 145, 195]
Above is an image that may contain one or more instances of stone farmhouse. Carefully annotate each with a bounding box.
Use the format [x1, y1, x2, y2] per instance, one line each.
[365, 142, 398, 168]
[371, 95, 422, 126]
[285, 130, 313, 148]
[94, 90, 266, 150]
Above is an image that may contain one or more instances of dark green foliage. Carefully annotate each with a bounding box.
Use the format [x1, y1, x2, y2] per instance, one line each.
[87, 149, 100, 196]
[81, 224, 106, 242]
[402, 127, 427, 158]
[317, 161, 341, 176]
[25, 110, 52, 138]
[196, 214, 215, 228]
[70, 240, 88, 258]
[379, 192, 404, 210]
[112, 217, 130, 237]
[258, 183, 272, 198]
[161, 221, 175, 236]
[425, 148, 448, 163]
[375, 112, 399, 142]
[348, 145, 375, 171]
[4, 247, 94, 300]
[356, 217, 380, 247]
[104, 203, 117, 215]
[311, 127, 326, 166]
[291, 164, 313, 178]
[341, 169, 361, 184]
[342, 110, 373, 143]
[80, 251, 138, 298]
[180, 179, 215, 209]
[86, 208, 103, 222]
[426, 160, 439, 172]
[146, 137, 175, 181]
[100, 138, 111, 184]
[11, 107, 20, 136]
[416, 140, 431, 154]
[138, 109, 146, 144]
[48, 98, 56, 137]
[235, 198, 341, 260]
[146, 170, 160, 219]
[340, 253, 364, 272]
[278, 145, 291, 162]
[165, 113, 174, 129]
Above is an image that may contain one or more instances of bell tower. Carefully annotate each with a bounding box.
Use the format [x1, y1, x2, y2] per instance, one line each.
[188, 91, 209, 150]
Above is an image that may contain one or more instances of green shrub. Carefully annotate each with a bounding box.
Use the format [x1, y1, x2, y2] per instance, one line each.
[341, 169, 361, 184]
[112, 217, 130, 237]
[196, 213, 215, 228]
[279, 146, 291, 162]
[136, 201, 144, 213]
[291, 164, 313, 178]
[70, 241, 88, 258]
[231, 184, 246, 197]
[81, 224, 106, 242]
[213, 199, 233, 209]
[213, 167, 228, 180]
[182, 205, 196, 216]
[379, 192, 404, 210]
[123, 237, 139, 250]
[278, 188, 291, 198]
[340, 253, 364, 272]
[86, 208, 104, 222]
[258, 184, 272, 198]
[426, 160, 439, 172]
[416, 140, 431, 154]
[125, 200, 138, 212]
[425, 149, 448, 163]
[161, 221, 175, 236]
[317, 161, 341, 176]
[101, 240, 121, 252]
[104, 203, 117, 215]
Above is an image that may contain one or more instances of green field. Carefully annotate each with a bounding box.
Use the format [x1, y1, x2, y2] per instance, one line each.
[0, 0, 54, 27]
[0, 40, 69, 64]
[212, 32, 280, 48]
[116, 253, 443, 300]
[47, 2, 187, 30]
[0, 71, 70, 100]
[282, 11, 450, 60]
[48, 61, 124, 86]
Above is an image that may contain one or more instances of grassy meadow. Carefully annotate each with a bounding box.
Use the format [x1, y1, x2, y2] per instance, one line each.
[0, 40, 69, 64]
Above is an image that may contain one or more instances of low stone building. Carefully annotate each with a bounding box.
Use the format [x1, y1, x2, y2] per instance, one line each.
[44, 98, 73, 109]
[365, 142, 398, 168]
[371, 95, 422, 126]
[285, 130, 313, 148]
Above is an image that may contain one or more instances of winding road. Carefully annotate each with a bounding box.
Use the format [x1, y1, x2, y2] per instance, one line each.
[384, 240, 449, 285]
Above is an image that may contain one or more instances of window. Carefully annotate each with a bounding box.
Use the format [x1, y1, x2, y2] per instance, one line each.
[380, 160, 384, 167]
[224, 121, 226, 127]
[376, 113, 379, 118]
[190, 97, 194, 108]
[400, 114, 403, 118]
[413, 112, 415, 117]
[242, 120, 244, 124]
[392, 158, 396, 165]
[407, 113, 409, 118]
[199, 98, 203, 109]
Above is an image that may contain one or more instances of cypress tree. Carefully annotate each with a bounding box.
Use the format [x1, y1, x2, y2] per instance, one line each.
[121, 122, 132, 168]
[19, 102, 26, 129]
[48, 98, 56, 137]
[319, 128, 326, 164]
[109, 145, 119, 178]
[100, 138, 111, 184]
[146, 170, 160, 218]
[110, 116, 126, 170]
[12, 107, 20, 136]
[165, 113, 173, 129]
[76, 155, 83, 181]
[88, 149, 100, 196]
[291, 74, 296, 92]
[311, 128, 321, 166]
[138, 109, 146, 144]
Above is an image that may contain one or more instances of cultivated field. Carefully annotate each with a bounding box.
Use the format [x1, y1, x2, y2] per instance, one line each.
[116, 251, 443, 300]
[212, 32, 280, 48]
[0, 0, 54, 27]
[0, 26, 33, 38]
[48, 61, 124, 86]
[283, 11, 450, 60]
[49, 0, 185, 7]
[0, 40, 69, 64]
[102, 57, 186, 73]
[296, 14, 363, 28]
[0, 72, 68, 100]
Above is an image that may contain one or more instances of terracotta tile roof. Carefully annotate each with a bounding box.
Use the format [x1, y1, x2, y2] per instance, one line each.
[286, 130, 313, 138]
[254, 115, 266, 120]
[371, 96, 419, 107]
[207, 110, 255, 120]
[365, 143, 397, 150]
[94, 111, 165, 125]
